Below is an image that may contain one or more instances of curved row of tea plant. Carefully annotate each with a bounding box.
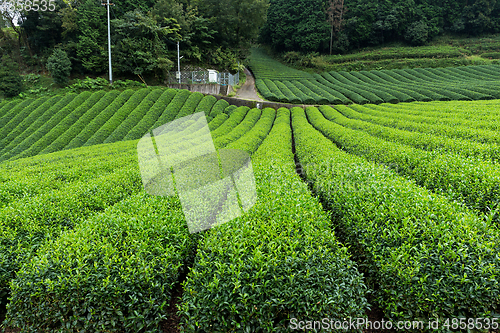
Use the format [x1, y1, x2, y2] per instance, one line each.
[249, 47, 500, 105]
[292, 106, 500, 322]
[307, 106, 500, 218]
[2, 102, 272, 332]
[328, 105, 500, 161]
[180, 108, 368, 332]
[345, 104, 500, 145]
[0, 88, 228, 162]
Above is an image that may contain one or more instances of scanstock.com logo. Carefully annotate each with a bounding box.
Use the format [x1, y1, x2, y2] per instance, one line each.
[137, 112, 257, 233]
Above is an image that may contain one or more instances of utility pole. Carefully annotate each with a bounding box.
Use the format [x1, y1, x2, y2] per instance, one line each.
[177, 41, 181, 84]
[102, 0, 113, 84]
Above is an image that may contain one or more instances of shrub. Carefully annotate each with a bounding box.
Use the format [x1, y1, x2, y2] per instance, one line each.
[292, 106, 500, 320]
[327, 105, 500, 161]
[194, 95, 217, 118]
[405, 20, 429, 46]
[0, 55, 23, 98]
[208, 99, 229, 119]
[176, 91, 204, 118]
[46, 49, 72, 86]
[85, 88, 152, 146]
[0, 163, 142, 306]
[151, 89, 191, 129]
[124, 89, 178, 140]
[0, 94, 77, 161]
[223, 105, 238, 115]
[310, 105, 500, 217]
[39, 91, 106, 155]
[207, 113, 228, 131]
[180, 108, 368, 331]
[211, 106, 249, 137]
[214, 108, 261, 148]
[274, 81, 301, 104]
[104, 89, 163, 144]
[0, 97, 52, 151]
[6, 192, 195, 332]
[225, 107, 276, 153]
[51, 90, 121, 151]
[12, 93, 93, 161]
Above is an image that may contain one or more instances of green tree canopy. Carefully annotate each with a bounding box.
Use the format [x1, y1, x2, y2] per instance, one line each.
[0, 55, 23, 98]
[111, 10, 180, 79]
[260, 0, 330, 52]
[47, 48, 72, 86]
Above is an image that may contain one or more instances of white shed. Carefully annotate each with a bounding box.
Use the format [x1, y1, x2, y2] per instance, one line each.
[208, 69, 219, 83]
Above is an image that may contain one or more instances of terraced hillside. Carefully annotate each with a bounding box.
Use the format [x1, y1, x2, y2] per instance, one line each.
[1, 88, 500, 331]
[0, 103, 369, 332]
[0, 88, 229, 162]
[249, 47, 500, 104]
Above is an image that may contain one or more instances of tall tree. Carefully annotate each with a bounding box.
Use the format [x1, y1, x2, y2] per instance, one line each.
[260, 0, 329, 52]
[76, 0, 107, 73]
[326, 0, 347, 54]
[0, 55, 23, 98]
[111, 10, 180, 80]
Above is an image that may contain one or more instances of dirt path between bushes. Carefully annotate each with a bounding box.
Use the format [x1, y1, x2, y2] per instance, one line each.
[235, 68, 263, 101]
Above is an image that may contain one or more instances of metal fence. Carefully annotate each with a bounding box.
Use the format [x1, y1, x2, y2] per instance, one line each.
[167, 71, 239, 86]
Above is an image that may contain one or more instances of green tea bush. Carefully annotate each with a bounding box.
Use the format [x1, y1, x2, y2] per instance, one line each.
[176, 91, 204, 118]
[349, 104, 500, 142]
[0, 141, 137, 209]
[225, 107, 276, 153]
[85, 88, 152, 146]
[6, 192, 194, 332]
[180, 108, 368, 332]
[151, 89, 191, 129]
[211, 106, 249, 137]
[274, 81, 301, 104]
[0, 163, 142, 305]
[0, 100, 21, 119]
[195, 95, 217, 118]
[292, 107, 500, 321]
[327, 105, 500, 161]
[299, 79, 345, 104]
[104, 89, 164, 144]
[255, 78, 278, 101]
[214, 108, 261, 148]
[36, 91, 106, 155]
[0, 96, 52, 150]
[248, 48, 312, 80]
[10, 93, 92, 161]
[124, 89, 178, 140]
[223, 104, 238, 115]
[208, 99, 229, 119]
[308, 106, 500, 216]
[291, 80, 328, 104]
[282, 80, 314, 104]
[65, 90, 134, 149]
[208, 113, 229, 131]
[263, 79, 288, 102]
[14, 92, 94, 160]
[46, 90, 119, 152]
[316, 74, 368, 104]
[0, 94, 78, 161]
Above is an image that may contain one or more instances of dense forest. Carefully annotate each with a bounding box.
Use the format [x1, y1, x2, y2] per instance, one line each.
[261, 0, 500, 53]
[0, 0, 267, 80]
[2, 0, 500, 91]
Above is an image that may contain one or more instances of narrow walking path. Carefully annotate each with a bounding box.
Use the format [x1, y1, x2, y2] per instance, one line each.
[235, 68, 263, 101]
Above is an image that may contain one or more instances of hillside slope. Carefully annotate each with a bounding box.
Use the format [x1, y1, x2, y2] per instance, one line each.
[248, 47, 500, 105]
[0, 88, 230, 162]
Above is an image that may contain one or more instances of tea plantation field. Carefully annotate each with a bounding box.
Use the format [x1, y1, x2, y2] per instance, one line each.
[249, 47, 500, 105]
[0, 88, 499, 332]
